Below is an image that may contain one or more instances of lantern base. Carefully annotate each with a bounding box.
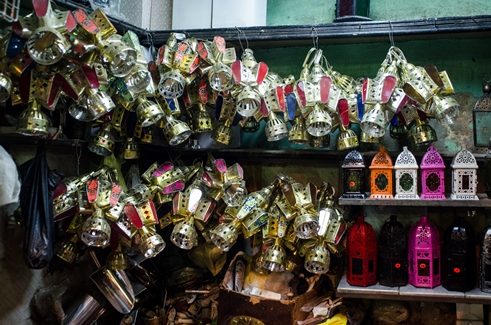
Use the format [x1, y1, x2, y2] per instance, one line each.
[450, 193, 478, 200]
[394, 193, 419, 199]
[369, 193, 393, 199]
[341, 192, 367, 199]
[421, 193, 446, 200]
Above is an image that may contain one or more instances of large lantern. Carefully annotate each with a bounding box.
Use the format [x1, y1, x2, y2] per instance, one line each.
[341, 150, 366, 199]
[369, 146, 393, 199]
[394, 146, 419, 199]
[420, 145, 446, 200]
[346, 215, 377, 287]
[450, 149, 478, 200]
[378, 215, 408, 287]
[408, 216, 441, 288]
[442, 216, 475, 292]
[480, 224, 491, 293]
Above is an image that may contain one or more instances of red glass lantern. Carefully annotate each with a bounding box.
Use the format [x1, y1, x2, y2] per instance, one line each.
[420, 145, 446, 200]
[408, 216, 441, 288]
[347, 215, 377, 286]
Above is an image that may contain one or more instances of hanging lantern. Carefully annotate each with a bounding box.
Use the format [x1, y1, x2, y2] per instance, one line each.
[0, 73, 12, 103]
[107, 244, 129, 271]
[210, 218, 241, 252]
[136, 97, 164, 127]
[394, 146, 419, 199]
[213, 119, 232, 145]
[369, 146, 394, 199]
[122, 138, 139, 160]
[442, 216, 475, 292]
[191, 103, 213, 133]
[265, 111, 288, 142]
[304, 241, 330, 274]
[420, 145, 446, 200]
[306, 104, 332, 137]
[27, 27, 70, 65]
[473, 81, 491, 148]
[309, 134, 330, 148]
[68, 88, 115, 122]
[450, 149, 479, 200]
[88, 124, 115, 156]
[16, 100, 50, 136]
[408, 216, 441, 288]
[337, 98, 359, 150]
[80, 209, 111, 248]
[341, 150, 366, 199]
[162, 115, 192, 146]
[346, 215, 377, 287]
[138, 226, 166, 258]
[408, 117, 437, 145]
[480, 224, 491, 293]
[378, 215, 407, 287]
[360, 103, 388, 138]
[263, 238, 286, 273]
[101, 35, 137, 78]
[56, 235, 79, 264]
[197, 36, 236, 92]
[288, 115, 309, 144]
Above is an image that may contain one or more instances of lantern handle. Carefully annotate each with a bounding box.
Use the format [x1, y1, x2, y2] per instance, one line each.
[311, 26, 319, 50]
[235, 27, 249, 52]
[388, 20, 395, 47]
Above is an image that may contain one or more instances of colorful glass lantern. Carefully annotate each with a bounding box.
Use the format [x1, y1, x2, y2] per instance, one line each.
[378, 215, 408, 287]
[420, 145, 446, 200]
[480, 224, 491, 293]
[408, 216, 441, 288]
[369, 146, 393, 199]
[341, 150, 366, 199]
[472, 81, 491, 148]
[450, 149, 479, 200]
[442, 216, 475, 292]
[394, 146, 419, 199]
[346, 215, 377, 287]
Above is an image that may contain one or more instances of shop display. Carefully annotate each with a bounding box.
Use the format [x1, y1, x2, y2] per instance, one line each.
[394, 146, 419, 199]
[369, 146, 394, 199]
[346, 215, 377, 286]
[420, 145, 446, 200]
[442, 215, 475, 292]
[408, 216, 441, 288]
[378, 215, 408, 287]
[450, 149, 479, 200]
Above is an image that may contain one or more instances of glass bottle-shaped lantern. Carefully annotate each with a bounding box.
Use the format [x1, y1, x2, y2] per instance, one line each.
[369, 146, 394, 199]
[420, 145, 446, 200]
[450, 149, 479, 200]
[480, 224, 491, 293]
[408, 216, 441, 288]
[346, 215, 377, 286]
[394, 146, 419, 199]
[442, 215, 475, 292]
[341, 150, 366, 199]
[378, 215, 408, 287]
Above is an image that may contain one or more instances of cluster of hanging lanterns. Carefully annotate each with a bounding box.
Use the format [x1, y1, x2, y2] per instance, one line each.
[0, 1, 461, 151]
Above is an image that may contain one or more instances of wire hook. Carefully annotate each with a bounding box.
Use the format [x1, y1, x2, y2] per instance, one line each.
[311, 26, 319, 49]
[235, 27, 249, 51]
[388, 21, 395, 47]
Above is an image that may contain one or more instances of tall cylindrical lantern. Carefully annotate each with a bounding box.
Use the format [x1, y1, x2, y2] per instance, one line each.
[378, 215, 408, 287]
[347, 215, 377, 286]
[408, 216, 441, 288]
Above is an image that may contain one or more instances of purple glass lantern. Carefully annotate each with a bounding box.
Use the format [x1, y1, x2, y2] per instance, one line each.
[408, 216, 441, 288]
[420, 145, 446, 200]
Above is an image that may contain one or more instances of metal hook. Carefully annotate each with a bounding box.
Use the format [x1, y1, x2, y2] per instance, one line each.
[235, 26, 245, 52]
[388, 21, 395, 47]
[311, 26, 319, 49]
[235, 27, 249, 51]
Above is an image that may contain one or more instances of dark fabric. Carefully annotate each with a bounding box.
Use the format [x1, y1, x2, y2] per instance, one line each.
[19, 143, 63, 269]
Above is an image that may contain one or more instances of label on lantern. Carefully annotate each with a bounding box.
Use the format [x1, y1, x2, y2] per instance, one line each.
[86, 178, 99, 203]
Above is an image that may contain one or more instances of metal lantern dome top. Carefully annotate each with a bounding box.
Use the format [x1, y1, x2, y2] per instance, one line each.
[394, 146, 418, 169]
[451, 149, 478, 169]
[341, 150, 365, 168]
[421, 145, 445, 169]
[420, 145, 446, 200]
[369, 146, 393, 170]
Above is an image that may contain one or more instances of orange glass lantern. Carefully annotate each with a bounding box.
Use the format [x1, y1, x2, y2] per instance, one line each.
[369, 146, 394, 199]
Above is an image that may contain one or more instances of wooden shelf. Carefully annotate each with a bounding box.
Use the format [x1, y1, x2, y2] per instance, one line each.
[338, 193, 491, 208]
[336, 274, 491, 304]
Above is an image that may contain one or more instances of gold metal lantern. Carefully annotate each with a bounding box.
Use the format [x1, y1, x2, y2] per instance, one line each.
[16, 100, 50, 136]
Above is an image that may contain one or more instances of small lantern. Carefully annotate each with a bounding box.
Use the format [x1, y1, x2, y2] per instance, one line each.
[442, 216, 475, 292]
[369, 146, 393, 199]
[450, 149, 478, 200]
[378, 215, 408, 287]
[408, 216, 441, 288]
[341, 150, 366, 199]
[346, 215, 377, 287]
[473, 81, 491, 148]
[394, 146, 419, 199]
[480, 224, 491, 293]
[420, 145, 446, 200]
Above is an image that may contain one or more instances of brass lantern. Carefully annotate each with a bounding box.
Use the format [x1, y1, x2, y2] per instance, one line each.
[122, 138, 139, 160]
[101, 35, 137, 78]
[68, 88, 115, 122]
[0, 73, 12, 103]
[88, 124, 115, 156]
[263, 238, 286, 272]
[162, 115, 192, 146]
[288, 115, 309, 144]
[80, 209, 111, 248]
[136, 97, 164, 127]
[17, 100, 50, 136]
[265, 111, 288, 142]
[26, 27, 70, 65]
[138, 226, 166, 258]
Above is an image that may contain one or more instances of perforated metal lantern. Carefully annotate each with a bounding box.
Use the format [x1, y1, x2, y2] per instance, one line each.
[122, 137, 139, 160]
[16, 100, 50, 136]
[442, 216, 475, 292]
[304, 241, 330, 274]
[306, 104, 332, 137]
[288, 115, 309, 144]
[209, 219, 241, 252]
[101, 35, 137, 77]
[107, 245, 129, 271]
[56, 235, 79, 264]
[408, 117, 437, 145]
[346, 215, 377, 286]
[80, 209, 111, 248]
[360, 103, 388, 138]
[192, 103, 213, 133]
[212, 119, 232, 145]
[369, 146, 394, 199]
[158, 69, 186, 99]
[450, 149, 478, 200]
[378, 215, 408, 287]
[341, 150, 366, 199]
[68, 88, 115, 122]
[263, 238, 286, 273]
[420, 145, 446, 200]
[88, 124, 115, 156]
[429, 95, 460, 125]
[162, 115, 192, 146]
[136, 97, 164, 127]
[0, 73, 12, 103]
[394, 146, 419, 199]
[408, 216, 441, 288]
[27, 27, 70, 65]
[170, 217, 198, 250]
[480, 224, 491, 293]
[138, 227, 166, 258]
[265, 112, 288, 142]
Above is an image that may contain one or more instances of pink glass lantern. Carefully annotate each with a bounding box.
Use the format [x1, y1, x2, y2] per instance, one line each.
[408, 216, 441, 288]
[420, 145, 446, 200]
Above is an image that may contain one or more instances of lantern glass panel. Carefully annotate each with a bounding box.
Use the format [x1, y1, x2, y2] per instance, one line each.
[473, 111, 491, 147]
[426, 172, 440, 191]
[462, 174, 470, 190]
[375, 173, 388, 191]
[400, 172, 413, 191]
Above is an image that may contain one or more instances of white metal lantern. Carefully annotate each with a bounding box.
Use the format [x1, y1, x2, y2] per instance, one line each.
[394, 146, 419, 199]
[450, 149, 478, 200]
